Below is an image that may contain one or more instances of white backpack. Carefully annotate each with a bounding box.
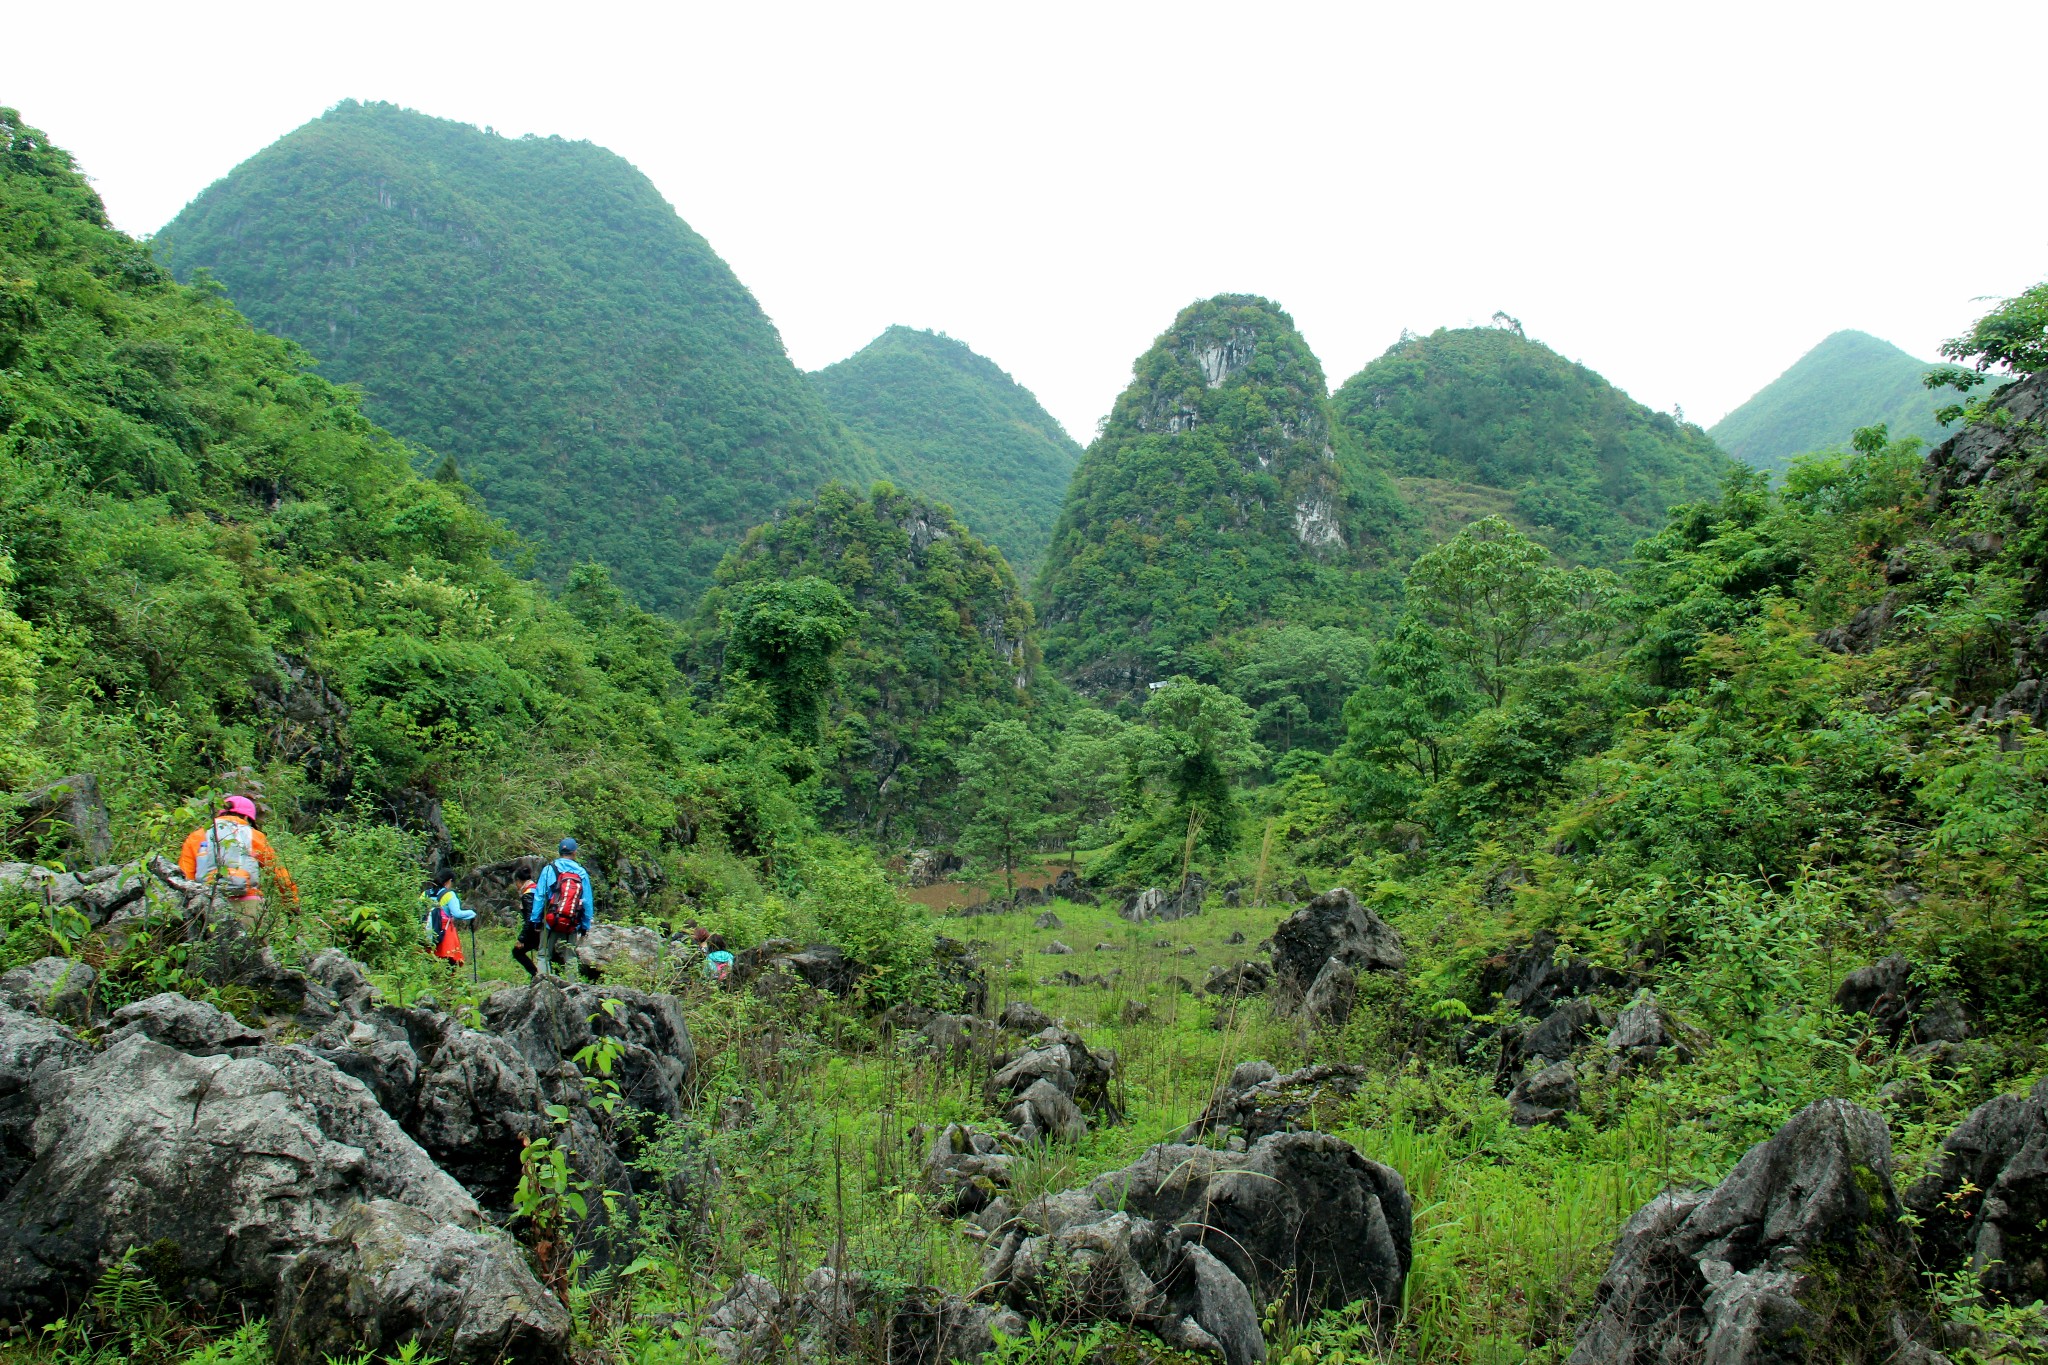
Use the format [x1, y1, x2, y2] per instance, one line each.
[194, 819, 262, 894]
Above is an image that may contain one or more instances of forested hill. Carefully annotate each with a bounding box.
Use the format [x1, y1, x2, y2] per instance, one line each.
[692, 483, 1037, 845]
[1711, 329, 1972, 474]
[1034, 294, 1406, 696]
[1332, 323, 1728, 564]
[810, 327, 1080, 577]
[152, 100, 868, 614]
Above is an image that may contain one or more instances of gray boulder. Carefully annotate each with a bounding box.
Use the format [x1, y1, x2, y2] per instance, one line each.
[1204, 960, 1272, 999]
[0, 863, 143, 928]
[1007, 1079, 1088, 1145]
[1119, 876, 1207, 924]
[6, 773, 113, 866]
[107, 992, 266, 1054]
[1269, 888, 1404, 1002]
[1038, 939, 1073, 955]
[989, 1026, 1118, 1117]
[998, 1001, 1054, 1034]
[0, 1036, 479, 1320]
[1605, 991, 1704, 1074]
[1183, 1062, 1369, 1143]
[703, 1265, 1021, 1365]
[572, 922, 667, 981]
[1569, 1099, 1915, 1364]
[305, 948, 375, 1013]
[1520, 996, 1598, 1065]
[1507, 1061, 1579, 1127]
[1300, 959, 1357, 1028]
[0, 958, 96, 1026]
[1032, 911, 1063, 930]
[1905, 1077, 2048, 1306]
[0, 1001, 92, 1191]
[983, 1131, 1410, 1365]
[274, 1199, 569, 1365]
[923, 1123, 1018, 1216]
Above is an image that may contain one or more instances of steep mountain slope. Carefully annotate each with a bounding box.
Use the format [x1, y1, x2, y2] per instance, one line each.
[152, 100, 868, 614]
[695, 483, 1036, 843]
[1332, 324, 1727, 564]
[0, 104, 827, 877]
[810, 327, 1080, 577]
[1035, 295, 1405, 696]
[1711, 329, 1971, 474]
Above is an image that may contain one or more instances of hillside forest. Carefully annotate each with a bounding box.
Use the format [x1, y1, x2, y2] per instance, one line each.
[4, 98, 2048, 1365]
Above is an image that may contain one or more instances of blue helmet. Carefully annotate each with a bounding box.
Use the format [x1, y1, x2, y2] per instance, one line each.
[559, 837, 578, 855]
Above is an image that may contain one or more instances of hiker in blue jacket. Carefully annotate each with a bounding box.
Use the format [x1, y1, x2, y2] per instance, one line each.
[514, 838, 596, 977]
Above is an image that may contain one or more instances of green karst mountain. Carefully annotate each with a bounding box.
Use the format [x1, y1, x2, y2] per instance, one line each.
[1333, 323, 1728, 563]
[152, 100, 868, 614]
[1035, 294, 1405, 695]
[1711, 329, 1973, 474]
[695, 482, 1037, 843]
[810, 327, 1081, 577]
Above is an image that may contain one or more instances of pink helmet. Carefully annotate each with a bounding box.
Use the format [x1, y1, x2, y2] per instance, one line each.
[220, 795, 258, 820]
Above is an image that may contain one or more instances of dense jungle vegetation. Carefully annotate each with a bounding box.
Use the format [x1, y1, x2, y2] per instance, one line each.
[152, 101, 870, 614]
[1033, 294, 1409, 698]
[1333, 322, 1727, 565]
[689, 481, 1040, 846]
[7, 94, 2048, 1365]
[811, 327, 1082, 579]
[1710, 328, 1976, 474]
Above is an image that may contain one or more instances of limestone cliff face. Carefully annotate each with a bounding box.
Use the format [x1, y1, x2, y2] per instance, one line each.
[1034, 295, 1373, 694]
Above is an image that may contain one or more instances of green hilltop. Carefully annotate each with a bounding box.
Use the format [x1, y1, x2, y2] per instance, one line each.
[152, 100, 869, 615]
[1711, 329, 1972, 474]
[1034, 294, 1406, 697]
[810, 327, 1081, 578]
[1334, 322, 1728, 564]
[693, 482, 1038, 845]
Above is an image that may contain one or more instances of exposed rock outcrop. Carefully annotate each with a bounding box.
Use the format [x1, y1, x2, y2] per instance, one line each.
[0, 957, 97, 1026]
[1183, 1061, 1370, 1143]
[1569, 1099, 1916, 1364]
[1269, 888, 1404, 1003]
[1905, 1077, 2048, 1307]
[5, 772, 113, 866]
[703, 1266, 1022, 1365]
[981, 1131, 1411, 1365]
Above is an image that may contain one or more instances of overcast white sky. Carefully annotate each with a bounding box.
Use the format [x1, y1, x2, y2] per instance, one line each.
[8, 2, 2043, 440]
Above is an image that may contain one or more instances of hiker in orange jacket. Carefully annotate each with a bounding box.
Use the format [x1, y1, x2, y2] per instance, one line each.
[177, 795, 298, 909]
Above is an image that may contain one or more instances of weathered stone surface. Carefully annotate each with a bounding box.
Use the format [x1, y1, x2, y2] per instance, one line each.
[1507, 1061, 1579, 1127]
[107, 992, 266, 1054]
[1905, 1077, 2048, 1306]
[305, 947, 375, 1013]
[0, 1002, 91, 1192]
[1204, 960, 1272, 999]
[275, 1199, 569, 1365]
[1834, 953, 1972, 1047]
[1038, 939, 1074, 955]
[1184, 1062, 1369, 1143]
[0, 1036, 478, 1319]
[998, 1001, 1054, 1034]
[0, 863, 143, 927]
[0, 958, 96, 1026]
[1521, 996, 1598, 1064]
[1604, 990, 1704, 1074]
[6, 773, 113, 866]
[982, 1130, 1408, 1365]
[990, 1026, 1118, 1116]
[572, 922, 667, 981]
[1120, 876, 1208, 924]
[1569, 1099, 1913, 1365]
[923, 1123, 1017, 1216]
[1032, 910, 1063, 929]
[1007, 1078, 1087, 1145]
[703, 1265, 1021, 1365]
[1270, 888, 1404, 1001]
[1300, 959, 1357, 1028]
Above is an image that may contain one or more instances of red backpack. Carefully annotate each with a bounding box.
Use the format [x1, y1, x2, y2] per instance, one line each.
[542, 863, 584, 934]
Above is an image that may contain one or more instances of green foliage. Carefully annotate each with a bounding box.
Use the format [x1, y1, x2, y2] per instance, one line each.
[955, 719, 1052, 894]
[810, 326, 1081, 577]
[700, 482, 1037, 843]
[719, 576, 857, 747]
[1710, 330, 1974, 475]
[1035, 294, 1406, 697]
[1047, 707, 1129, 857]
[1334, 323, 1727, 565]
[1334, 616, 1477, 820]
[153, 100, 869, 613]
[1096, 676, 1263, 881]
[1940, 281, 2048, 380]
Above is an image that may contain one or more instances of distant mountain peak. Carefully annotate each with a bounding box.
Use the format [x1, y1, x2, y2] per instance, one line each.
[1711, 330, 1966, 475]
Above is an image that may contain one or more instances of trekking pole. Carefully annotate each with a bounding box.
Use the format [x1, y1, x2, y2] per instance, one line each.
[468, 922, 479, 985]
